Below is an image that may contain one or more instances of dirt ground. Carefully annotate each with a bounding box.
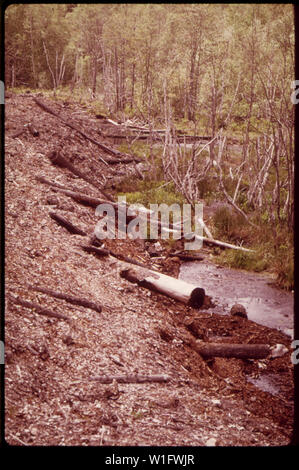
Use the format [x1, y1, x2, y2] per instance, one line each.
[4, 92, 294, 446]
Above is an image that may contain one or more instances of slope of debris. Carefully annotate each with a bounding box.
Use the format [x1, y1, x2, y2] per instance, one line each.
[4, 92, 294, 446]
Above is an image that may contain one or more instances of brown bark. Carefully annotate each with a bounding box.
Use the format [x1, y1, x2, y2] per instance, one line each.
[48, 150, 112, 200]
[28, 285, 102, 313]
[49, 212, 87, 236]
[194, 342, 270, 359]
[8, 294, 69, 321]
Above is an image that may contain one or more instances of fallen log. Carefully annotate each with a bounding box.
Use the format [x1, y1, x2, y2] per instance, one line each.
[164, 228, 254, 252]
[36, 175, 74, 191]
[80, 245, 110, 257]
[8, 294, 69, 321]
[194, 342, 270, 359]
[37, 179, 111, 208]
[101, 155, 143, 164]
[48, 150, 113, 201]
[89, 374, 170, 384]
[33, 97, 136, 162]
[120, 266, 205, 308]
[168, 252, 205, 262]
[81, 245, 155, 270]
[28, 286, 102, 313]
[49, 212, 87, 236]
[193, 234, 254, 252]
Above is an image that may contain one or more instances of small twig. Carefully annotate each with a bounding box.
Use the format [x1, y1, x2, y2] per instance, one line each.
[7, 433, 29, 446]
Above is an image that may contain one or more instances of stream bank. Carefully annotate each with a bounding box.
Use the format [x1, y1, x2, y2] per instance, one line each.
[179, 258, 294, 338]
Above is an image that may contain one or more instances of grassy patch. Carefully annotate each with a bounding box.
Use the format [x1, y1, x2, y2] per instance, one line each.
[117, 180, 185, 208]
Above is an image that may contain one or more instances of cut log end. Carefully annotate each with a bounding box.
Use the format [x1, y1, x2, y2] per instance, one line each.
[189, 287, 206, 309]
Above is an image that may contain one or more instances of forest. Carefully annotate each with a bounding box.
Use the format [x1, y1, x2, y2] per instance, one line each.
[5, 3, 294, 287]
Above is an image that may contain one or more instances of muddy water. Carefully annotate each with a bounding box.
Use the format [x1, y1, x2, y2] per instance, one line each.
[179, 260, 294, 338]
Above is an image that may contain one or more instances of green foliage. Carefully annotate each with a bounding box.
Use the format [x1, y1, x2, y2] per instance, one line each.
[214, 248, 269, 272]
[117, 180, 185, 208]
[213, 207, 247, 242]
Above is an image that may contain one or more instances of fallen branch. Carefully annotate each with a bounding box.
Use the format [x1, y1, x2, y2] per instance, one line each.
[194, 342, 270, 359]
[48, 150, 114, 201]
[49, 212, 87, 236]
[8, 294, 69, 321]
[101, 155, 143, 164]
[80, 245, 110, 257]
[36, 175, 74, 191]
[81, 245, 154, 270]
[28, 285, 102, 313]
[168, 252, 205, 262]
[37, 178, 112, 208]
[89, 374, 170, 384]
[120, 266, 205, 308]
[33, 97, 135, 162]
[197, 217, 213, 239]
[193, 234, 254, 252]
[163, 228, 254, 252]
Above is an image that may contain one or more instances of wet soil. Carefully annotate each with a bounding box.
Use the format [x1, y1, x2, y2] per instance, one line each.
[4, 92, 294, 446]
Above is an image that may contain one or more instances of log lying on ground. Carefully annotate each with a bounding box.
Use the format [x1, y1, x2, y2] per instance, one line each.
[81, 245, 110, 257]
[33, 97, 138, 162]
[36, 175, 74, 191]
[193, 234, 254, 252]
[48, 150, 114, 201]
[49, 211, 87, 236]
[164, 227, 254, 253]
[81, 244, 155, 270]
[101, 155, 143, 164]
[120, 266, 205, 308]
[8, 294, 69, 321]
[37, 178, 111, 208]
[89, 374, 170, 384]
[168, 252, 205, 262]
[28, 285, 102, 313]
[194, 341, 270, 359]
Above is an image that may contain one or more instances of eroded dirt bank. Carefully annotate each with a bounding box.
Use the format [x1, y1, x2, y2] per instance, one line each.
[4, 93, 294, 446]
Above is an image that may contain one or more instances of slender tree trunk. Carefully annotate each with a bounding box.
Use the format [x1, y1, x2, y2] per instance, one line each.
[29, 14, 37, 88]
[92, 56, 97, 98]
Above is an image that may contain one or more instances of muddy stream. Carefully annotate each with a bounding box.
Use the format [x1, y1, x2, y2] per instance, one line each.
[179, 259, 294, 338]
[179, 260, 294, 396]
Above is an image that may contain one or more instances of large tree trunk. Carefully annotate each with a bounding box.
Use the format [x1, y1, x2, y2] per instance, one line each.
[120, 266, 205, 308]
